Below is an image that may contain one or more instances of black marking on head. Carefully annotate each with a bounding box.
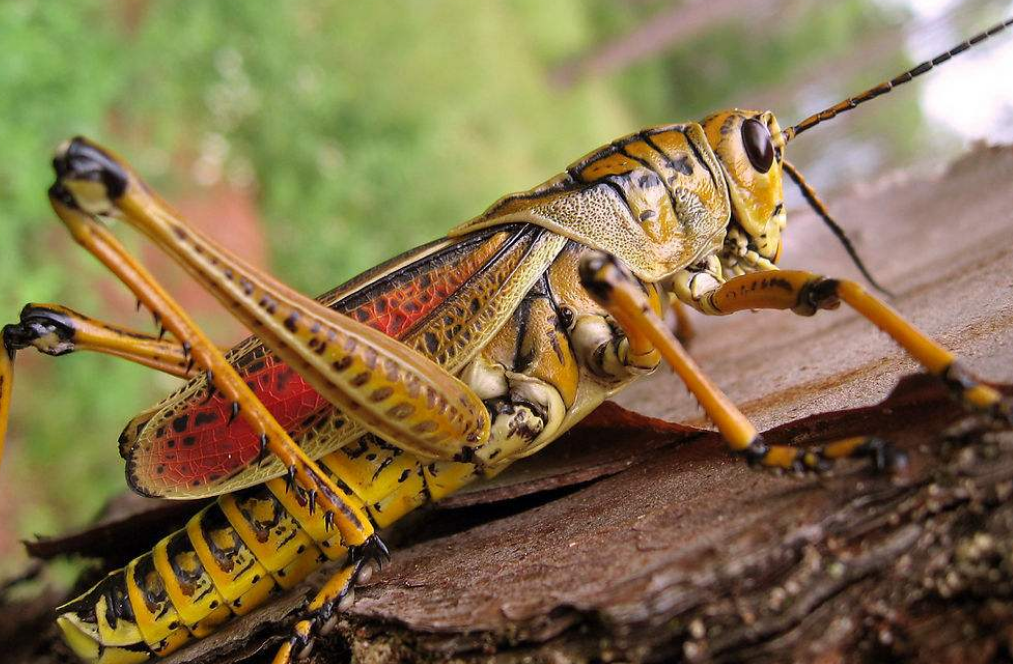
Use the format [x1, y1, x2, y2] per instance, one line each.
[719, 115, 736, 136]
[684, 135, 718, 189]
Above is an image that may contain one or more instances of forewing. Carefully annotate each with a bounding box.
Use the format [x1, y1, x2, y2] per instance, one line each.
[123, 225, 565, 498]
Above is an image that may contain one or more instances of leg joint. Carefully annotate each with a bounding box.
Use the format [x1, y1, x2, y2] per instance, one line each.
[941, 361, 976, 392]
[740, 435, 770, 466]
[794, 277, 841, 316]
[3, 305, 77, 357]
[51, 137, 129, 215]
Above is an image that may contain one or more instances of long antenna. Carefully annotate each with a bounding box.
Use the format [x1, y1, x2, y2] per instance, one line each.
[782, 16, 1013, 143]
[781, 159, 892, 296]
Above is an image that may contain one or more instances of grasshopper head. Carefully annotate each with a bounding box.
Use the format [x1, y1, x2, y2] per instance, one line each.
[700, 110, 787, 273]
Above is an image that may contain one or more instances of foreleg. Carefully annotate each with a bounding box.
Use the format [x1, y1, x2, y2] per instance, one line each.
[702, 270, 1009, 421]
[580, 253, 908, 473]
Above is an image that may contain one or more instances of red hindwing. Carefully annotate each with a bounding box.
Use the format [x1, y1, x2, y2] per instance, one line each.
[122, 229, 512, 497]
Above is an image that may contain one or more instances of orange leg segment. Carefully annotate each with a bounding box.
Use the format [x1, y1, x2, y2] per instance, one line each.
[579, 252, 908, 474]
[3, 303, 203, 380]
[704, 270, 1010, 421]
[0, 341, 12, 473]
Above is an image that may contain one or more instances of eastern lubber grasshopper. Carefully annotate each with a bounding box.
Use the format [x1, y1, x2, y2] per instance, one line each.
[1, 17, 1012, 664]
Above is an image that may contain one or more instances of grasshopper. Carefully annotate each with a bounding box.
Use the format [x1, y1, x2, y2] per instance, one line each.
[1, 17, 1011, 664]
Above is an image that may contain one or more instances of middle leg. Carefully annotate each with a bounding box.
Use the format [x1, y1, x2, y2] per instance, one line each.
[3, 303, 204, 379]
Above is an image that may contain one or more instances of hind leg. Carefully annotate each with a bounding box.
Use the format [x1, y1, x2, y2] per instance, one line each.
[43, 155, 375, 548]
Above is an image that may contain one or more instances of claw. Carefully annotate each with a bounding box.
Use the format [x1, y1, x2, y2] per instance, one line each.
[352, 534, 391, 571]
[256, 431, 269, 465]
[203, 370, 217, 403]
[3, 306, 76, 357]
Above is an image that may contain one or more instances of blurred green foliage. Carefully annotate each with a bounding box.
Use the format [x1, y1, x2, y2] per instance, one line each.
[4, 0, 981, 578]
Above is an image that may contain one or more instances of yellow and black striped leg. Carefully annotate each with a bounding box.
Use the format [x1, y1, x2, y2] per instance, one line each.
[271, 555, 380, 664]
[579, 252, 908, 474]
[3, 303, 203, 379]
[704, 271, 1011, 425]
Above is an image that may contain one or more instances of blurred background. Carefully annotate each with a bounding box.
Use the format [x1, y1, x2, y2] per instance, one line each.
[2, 0, 1011, 582]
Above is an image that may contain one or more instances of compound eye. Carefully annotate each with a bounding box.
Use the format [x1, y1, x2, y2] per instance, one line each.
[741, 118, 774, 173]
